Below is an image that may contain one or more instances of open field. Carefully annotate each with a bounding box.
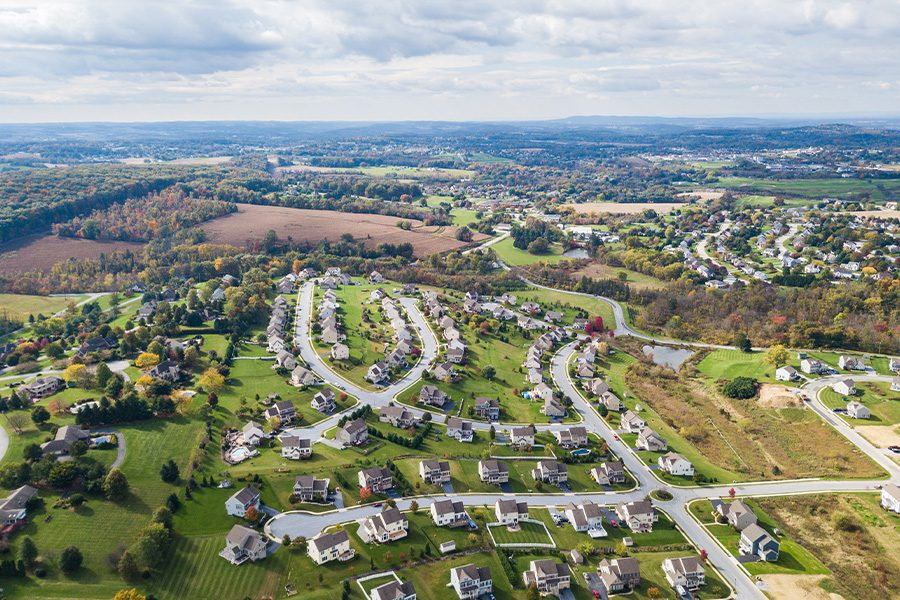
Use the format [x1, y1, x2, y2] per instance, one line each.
[0, 233, 144, 275]
[820, 381, 900, 426]
[491, 236, 568, 266]
[562, 202, 688, 214]
[0, 293, 86, 320]
[696, 349, 803, 387]
[842, 209, 900, 219]
[200, 204, 477, 257]
[571, 261, 667, 290]
[715, 176, 900, 201]
[275, 164, 474, 179]
[676, 189, 726, 201]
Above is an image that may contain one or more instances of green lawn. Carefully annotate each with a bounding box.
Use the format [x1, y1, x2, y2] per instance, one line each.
[0, 293, 86, 321]
[820, 381, 900, 425]
[488, 521, 554, 546]
[492, 237, 569, 266]
[696, 349, 801, 386]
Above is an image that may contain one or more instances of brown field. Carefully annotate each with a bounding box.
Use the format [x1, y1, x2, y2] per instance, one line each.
[856, 425, 900, 449]
[676, 190, 725, 202]
[0, 234, 144, 275]
[760, 575, 843, 600]
[757, 384, 803, 409]
[200, 204, 479, 256]
[562, 202, 687, 214]
[841, 209, 900, 219]
[571, 261, 666, 290]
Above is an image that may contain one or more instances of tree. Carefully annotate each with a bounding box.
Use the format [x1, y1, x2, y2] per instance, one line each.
[113, 587, 145, 600]
[206, 392, 218, 407]
[183, 345, 200, 368]
[59, 545, 83, 574]
[104, 469, 129, 501]
[244, 505, 259, 523]
[30, 405, 50, 425]
[359, 487, 373, 502]
[134, 352, 160, 369]
[152, 506, 173, 530]
[483, 366, 496, 380]
[764, 344, 790, 367]
[198, 368, 226, 394]
[18, 537, 37, 569]
[62, 363, 91, 388]
[699, 548, 709, 562]
[728, 487, 736, 499]
[526, 237, 550, 255]
[409, 500, 419, 514]
[160, 459, 180, 483]
[734, 332, 752, 353]
[6, 412, 27, 434]
[723, 376, 758, 399]
[22, 443, 43, 462]
[526, 584, 540, 600]
[117, 552, 140, 581]
[647, 587, 661, 599]
[95, 362, 113, 388]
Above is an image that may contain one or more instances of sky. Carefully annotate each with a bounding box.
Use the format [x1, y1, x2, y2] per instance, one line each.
[1, 0, 899, 122]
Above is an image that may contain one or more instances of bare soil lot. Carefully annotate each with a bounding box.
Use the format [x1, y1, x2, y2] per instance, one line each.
[676, 190, 724, 202]
[856, 425, 900, 449]
[200, 204, 477, 257]
[758, 384, 803, 409]
[760, 575, 843, 600]
[0, 234, 144, 275]
[562, 202, 687, 214]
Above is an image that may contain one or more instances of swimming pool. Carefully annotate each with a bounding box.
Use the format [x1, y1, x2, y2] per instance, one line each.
[570, 449, 590, 457]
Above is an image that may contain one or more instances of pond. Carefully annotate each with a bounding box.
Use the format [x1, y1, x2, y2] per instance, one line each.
[562, 248, 590, 259]
[642, 344, 694, 370]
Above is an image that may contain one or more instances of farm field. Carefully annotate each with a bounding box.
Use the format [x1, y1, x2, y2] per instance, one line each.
[0, 233, 144, 275]
[562, 202, 688, 214]
[275, 164, 474, 179]
[491, 236, 568, 266]
[0, 293, 87, 320]
[200, 204, 476, 257]
[715, 176, 900, 201]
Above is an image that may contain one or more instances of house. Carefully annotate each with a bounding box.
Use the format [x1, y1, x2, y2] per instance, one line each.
[0, 485, 38, 525]
[576, 363, 594, 379]
[418, 385, 448, 408]
[419, 459, 451, 485]
[662, 557, 705, 591]
[291, 366, 319, 387]
[220, 525, 267, 565]
[331, 343, 350, 360]
[590, 461, 625, 485]
[336, 418, 369, 446]
[847, 401, 870, 419]
[380, 406, 417, 429]
[892, 377, 900, 393]
[716, 500, 757, 531]
[532, 382, 554, 403]
[520, 301, 541, 315]
[740, 524, 780, 562]
[775, 366, 799, 381]
[478, 460, 510, 485]
[598, 557, 641, 593]
[554, 426, 587, 448]
[359, 507, 409, 544]
[474, 397, 500, 421]
[367, 362, 389, 384]
[832, 378, 856, 396]
[40, 425, 89, 456]
[281, 436, 312, 460]
[525, 368, 543, 385]
[546, 311, 563, 323]
[76, 336, 118, 357]
[510, 426, 535, 449]
[658, 452, 694, 477]
[838, 355, 864, 370]
[620, 410, 646, 434]
[307, 530, 355, 565]
[450, 564, 493, 600]
[615, 501, 657, 532]
[225, 486, 261, 517]
[148, 360, 182, 383]
[522, 560, 570, 596]
[431, 362, 455, 382]
[241, 421, 266, 447]
[274, 350, 297, 371]
[371, 581, 416, 600]
[320, 325, 340, 344]
[800, 359, 824, 374]
[636, 427, 667, 452]
[358, 467, 394, 493]
[532, 460, 568, 485]
[542, 397, 567, 419]
[600, 392, 622, 412]
[430, 498, 467, 527]
[565, 501, 604, 532]
[494, 499, 529, 525]
[368, 270, 385, 283]
[136, 300, 158, 320]
[293, 475, 329, 502]
[446, 417, 474, 442]
[889, 357, 900, 373]
[20, 376, 64, 400]
[880, 484, 900, 513]
[263, 400, 297, 424]
[447, 346, 465, 364]
[311, 388, 336, 413]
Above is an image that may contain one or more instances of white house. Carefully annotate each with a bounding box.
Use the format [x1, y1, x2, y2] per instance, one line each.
[775, 366, 798, 382]
[281, 436, 312, 460]
[832, 378, 856, 396]
[657, 452, 694, 477]
[846, 401, 870, 419]
[880, 484, 900, 513]
[494, 499, 528, 525]
[450, 564, 493, 600]
[220, 525, 267, 565]
[307, 530, 355, 565]
[430, 498, 468, 528]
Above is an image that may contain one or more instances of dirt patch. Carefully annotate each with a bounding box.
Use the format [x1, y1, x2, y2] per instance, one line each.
[0, 234, 144, 275]
[760, 575, 843, 600]
[200, 204, 474, 257]
[676, 190, 725, 202]
[757, 384, 803, 409]
[856, 425, 900, 449]
[561, 202, 687, 215]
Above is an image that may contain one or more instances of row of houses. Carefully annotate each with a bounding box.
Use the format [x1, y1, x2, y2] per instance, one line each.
[267, 295, 292, 354]
[422, 290, 467, 365]
[366, 295, 415, 385]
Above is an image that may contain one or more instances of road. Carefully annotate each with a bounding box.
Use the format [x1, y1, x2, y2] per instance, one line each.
[775, 223, 799, 257]
[695, 221, 748, 284]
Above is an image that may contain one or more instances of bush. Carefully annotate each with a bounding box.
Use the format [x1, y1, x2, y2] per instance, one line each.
[59, 545, 83, 574]
[722, 376, 758, 399]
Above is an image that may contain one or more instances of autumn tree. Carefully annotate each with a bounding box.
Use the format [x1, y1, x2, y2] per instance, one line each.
[244, 505, 259, 522]
[198, 367, 226, 394]
[359, 486, 373, 502]
[135, 352, 160, 369]
[63, 363, 91, 388]
[764, 344, 790, 367]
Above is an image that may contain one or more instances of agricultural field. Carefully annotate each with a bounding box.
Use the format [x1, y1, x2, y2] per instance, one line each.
[0, 233, 144, 275]
[0, 293, 87, 320]
[275, 164, 475, 179]
[714, 176, 900, 201]
[200, 204, 476, 257]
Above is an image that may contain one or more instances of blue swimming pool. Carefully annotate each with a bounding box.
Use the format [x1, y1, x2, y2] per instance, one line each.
[571, 449, 590, 457]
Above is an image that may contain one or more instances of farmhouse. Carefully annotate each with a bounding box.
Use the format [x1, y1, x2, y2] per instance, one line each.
[478, 460, 510, 484]
[281, 436, 312, 460]
[662, 556, 706, 590]
[225, 486, 261, 517]
[419, 459, 451, 485]
[522, 560, 570, 596]
[430, 498, 468, 527]
[494, 499, 529, 525]
[307, 530, 354, 565]
[450, 564, 493, 600]
[359, 507, 409, 544]
[220, 525, 267, 565]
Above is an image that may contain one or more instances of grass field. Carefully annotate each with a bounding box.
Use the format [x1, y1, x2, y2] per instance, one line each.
[696, 349, 801, 387]
[820, 381, 900, 425]
[571, 262, 667, 290]
[0, 293, 86, 320]
[491, 237, 569, 266]
[488, 521, 554, 546]
[716, 177, 900, 201]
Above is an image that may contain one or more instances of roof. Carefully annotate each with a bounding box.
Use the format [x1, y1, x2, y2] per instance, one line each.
[230, 486, 260, 505]
[452, 563, 491, 583]
[665, 556, 704, 575]
[432, 498, 464, 516]
[371, 581, 416, 600]
[309, 529, 349, 552]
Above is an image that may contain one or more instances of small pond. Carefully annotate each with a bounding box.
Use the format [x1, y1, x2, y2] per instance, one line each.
[642, 344, 694, 370]
[562, 248, 590, 259]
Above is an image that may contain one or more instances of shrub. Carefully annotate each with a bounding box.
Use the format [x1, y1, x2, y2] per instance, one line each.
[722, 376, 758, 399]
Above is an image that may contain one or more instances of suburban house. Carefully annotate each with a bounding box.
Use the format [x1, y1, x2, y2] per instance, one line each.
[509, 426, 535, 449]
[590, 461, 625, 485]
[359, 507, 409, 544]
[450, 564, 493, 600]
[717, 500, 758, 531]
[890, 357, 900, 373]
[838, 355, 864, 370]
[494, 499, 529, 525]
[220, 525, 267, 565]
[371, 581, 416, 600]
[148, 360, 182, 383]
[431, 362, 455, 382]
[291, 366, 319, 387]
[542, 397, 567, 418]
[636, 427, 667, 452]
[311, 388, 336, 413]
[358, 467, 394, 493]
[658, 452, 694, 477]
[446, 417, 474, 442]
[832, 378, 856, 396]
[20, 376, 64, 400]
[0, 485, 38, 525]
[293, 475, 330, 502]
[366, 362, 389, 384]
[739, 524, 780, 562]
[478, 460, 510, 485]
[430, 498, 468, 527]
[307, 530, 355, 565]
[76, 336, 118, 357]
[330, 343, 350, 360]
[532, 460, 568, 485]
[847, 400, 870, 419]
[800, 358, 825, 374]
[474, 397, 500, 421]
[263, 399, 297, 424]
[615, 501, 657, 532]
[598, 557, 641, 593]
[620, 410, 646, 434]
[40, 425, 90, 456]
[600, 392, 622, 412]
[554, 426, 588, 448]
[662, 557, 706, 590]
[225, 486, 261, 517]
[522, 560, 571, 596]
[380, 405, 417, 429]
[880, 484, 900, 513]
[336, 419, 369, 446]
[526, 368, 543, 385]
[419, 459, 451, 485]
[274, 350, 297, 371]
[241, 421, 266, 447]
[586, 378, 610, 396]
[281, 436, 312, 460]
[564, 501, 604, 533]
[775, 366, 799, 381]
[418, 384, 448, 408]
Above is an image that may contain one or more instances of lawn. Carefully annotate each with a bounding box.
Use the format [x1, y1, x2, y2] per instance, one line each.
[488, 521, 554, 546]
[0, 293, 86, 321]
[392, 551, 517, 600]
[696, 349, 801, 386]
[572, 262, 667, 291]
[492, 237, 569, 266]
[820, 381, 900, 425]
[515, 287, 615, 334]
